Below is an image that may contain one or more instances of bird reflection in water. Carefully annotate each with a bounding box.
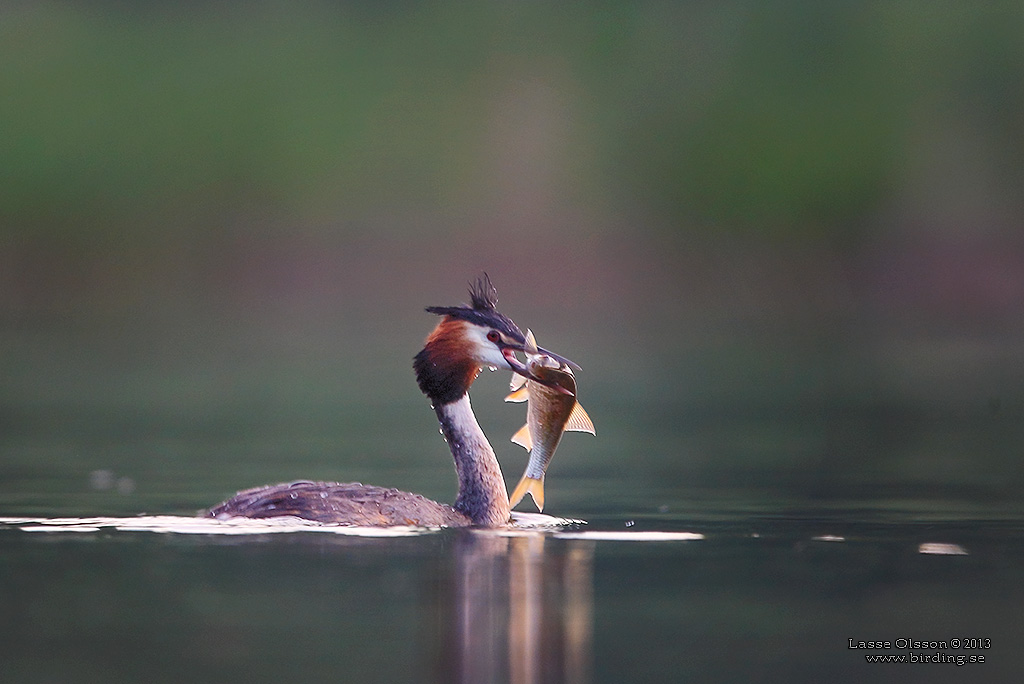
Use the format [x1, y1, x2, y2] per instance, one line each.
[443, 532, 594, 684]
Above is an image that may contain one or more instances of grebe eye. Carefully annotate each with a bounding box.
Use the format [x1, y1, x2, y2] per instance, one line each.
[486, 330, 501, 343]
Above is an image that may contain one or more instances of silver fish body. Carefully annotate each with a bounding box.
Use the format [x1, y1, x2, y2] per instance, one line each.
[505, 331, 594, 511]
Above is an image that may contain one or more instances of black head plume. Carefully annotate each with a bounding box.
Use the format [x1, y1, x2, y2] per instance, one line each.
[468, 273, 498, 311]
[425, 274, 524, 340]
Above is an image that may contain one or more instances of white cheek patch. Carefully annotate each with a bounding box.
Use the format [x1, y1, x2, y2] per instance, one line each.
[462, 325, 512, 369]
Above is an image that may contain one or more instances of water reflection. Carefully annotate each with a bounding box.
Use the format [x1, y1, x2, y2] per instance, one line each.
[0, 515, 597, 684]
[2, 515, 1020, 683]
[450, 532, 594, 684]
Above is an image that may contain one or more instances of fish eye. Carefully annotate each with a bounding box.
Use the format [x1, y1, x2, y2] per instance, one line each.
[486, 330, 501, 343]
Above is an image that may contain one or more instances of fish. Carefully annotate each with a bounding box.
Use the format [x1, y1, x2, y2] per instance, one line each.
[505, 330, 595, 511]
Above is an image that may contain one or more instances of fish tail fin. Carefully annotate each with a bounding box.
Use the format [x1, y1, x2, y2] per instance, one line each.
[509, 475, 545, 512]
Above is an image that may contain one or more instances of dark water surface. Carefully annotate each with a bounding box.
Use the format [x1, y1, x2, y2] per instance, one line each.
[3, 346, 1023, 683]
[3, 293, 1023, 683]
[1, 511, 1021, 684]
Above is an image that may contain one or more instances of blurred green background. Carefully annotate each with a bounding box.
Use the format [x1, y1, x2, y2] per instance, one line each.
[2, 2, 1023, 519]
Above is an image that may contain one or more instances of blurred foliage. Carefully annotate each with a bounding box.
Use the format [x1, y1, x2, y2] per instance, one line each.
[1, 2, 1022, 240]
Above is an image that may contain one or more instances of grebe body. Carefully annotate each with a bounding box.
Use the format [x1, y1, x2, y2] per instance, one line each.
[206, 277, 573, 528]
[207, 481, 470, 527]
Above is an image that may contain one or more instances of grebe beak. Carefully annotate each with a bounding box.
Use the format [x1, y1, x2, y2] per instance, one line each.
[500, 347, 533, 377]
[499, 342, 579, 395]
[535, 346, 581, 372]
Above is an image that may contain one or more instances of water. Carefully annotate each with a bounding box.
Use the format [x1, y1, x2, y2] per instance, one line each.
[3, 303, 1023, 682]
[1, 510, 1020, 684]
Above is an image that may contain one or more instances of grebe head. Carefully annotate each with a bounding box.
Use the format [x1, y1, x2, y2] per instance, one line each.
[413, 275, 577, 405]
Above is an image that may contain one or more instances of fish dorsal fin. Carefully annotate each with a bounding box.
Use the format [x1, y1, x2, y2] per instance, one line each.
[565, 402, 596, 435]
[509, 372, 528, 393]
[510, 423, 533, 450]
[504, 385, 529, 403]
[524, 328, 539, 354]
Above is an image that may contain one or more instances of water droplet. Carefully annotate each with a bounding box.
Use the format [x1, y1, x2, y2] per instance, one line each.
[625, 520, 634, 527]
[487, 365, 497, 372]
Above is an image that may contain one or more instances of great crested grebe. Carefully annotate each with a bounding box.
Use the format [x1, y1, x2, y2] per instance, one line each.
[206, 276, 576, 527]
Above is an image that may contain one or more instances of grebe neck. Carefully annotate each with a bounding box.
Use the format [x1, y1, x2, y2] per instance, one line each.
[435, 394, 510, 526]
